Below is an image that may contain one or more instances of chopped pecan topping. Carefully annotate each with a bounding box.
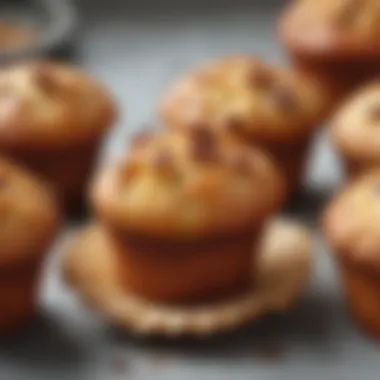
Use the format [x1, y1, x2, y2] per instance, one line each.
[224, 114, 245, 136]
[248, 66, 273, 90]
[190, 125, 218, 162]
[229, 154, 252, 175]
[271, 87, 296, 112]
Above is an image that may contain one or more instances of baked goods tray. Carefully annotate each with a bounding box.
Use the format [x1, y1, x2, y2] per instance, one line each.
[0, 0, 378, 379]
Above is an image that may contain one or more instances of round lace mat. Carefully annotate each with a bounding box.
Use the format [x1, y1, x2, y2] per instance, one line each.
[63, 219, 312, 337]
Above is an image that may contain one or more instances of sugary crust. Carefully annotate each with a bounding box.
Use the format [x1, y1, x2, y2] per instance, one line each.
[279, 0, 380, 59]
[62, 219, 311, 337]
[91, 129, 286, 238]
[330, 81, 380, 162]
[0, 158, 60, 270]
[159, 55, 330, 143]
[323, 171, 380, 272]
[0, 61, 117, 150]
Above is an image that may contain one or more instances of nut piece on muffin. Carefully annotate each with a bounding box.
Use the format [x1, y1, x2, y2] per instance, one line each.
[159, 55, 332, 193]
[90, 127, 285, 303]
[278, 0, 380, 98]
[0, 158, 60, 334]
[323, 171, 380, 337]
[0, 61, 117, 209]
[330, 81, 380, 178]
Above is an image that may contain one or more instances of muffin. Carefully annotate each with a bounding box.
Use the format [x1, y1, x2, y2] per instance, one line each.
[91, 127, 285, 303]
[0, 158, 60, 333]
[278, 0, 380, 98]
[330, 81, 380, 179]
[323, 171, 380, 337]
[0, 61, 117, 208]
[159, 55, 332, 193]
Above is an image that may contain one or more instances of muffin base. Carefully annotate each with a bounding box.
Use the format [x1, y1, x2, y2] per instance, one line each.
[339, 258, 380, 337]
[109, 228, 261, 303]
[2, 142, 100, 210]
[63, 220, 311, 337]
[0, 262, 41, 334]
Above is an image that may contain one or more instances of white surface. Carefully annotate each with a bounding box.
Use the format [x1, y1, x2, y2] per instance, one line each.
[0, 1, 378, 379]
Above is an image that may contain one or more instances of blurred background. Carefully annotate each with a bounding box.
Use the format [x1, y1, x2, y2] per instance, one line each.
[0, 1, 375, 380]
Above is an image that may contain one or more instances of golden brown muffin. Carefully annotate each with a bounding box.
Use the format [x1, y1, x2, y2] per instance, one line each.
[91, 127, 285, 303]
[330, 81, 380, 178]
[323, 171, 380, 337]
[0, 20, 36, 51]
[159, 55, 332, 193]
[0, 158, 60, 334]
[0, 60, 117, 209]
[278, 0, 380, 99]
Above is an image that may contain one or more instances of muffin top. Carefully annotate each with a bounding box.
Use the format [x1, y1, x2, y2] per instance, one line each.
[0, 61, 117, 150]
[323, 171, 380, 270]
[0, 158, 60, 271]
[91, 127, 285, 238]
[330, 81, 380, 161]
[279, 0, 380, 58]
[159, 56, 330, 144]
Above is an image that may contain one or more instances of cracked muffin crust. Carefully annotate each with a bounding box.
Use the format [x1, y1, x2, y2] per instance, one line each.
[159, 55, 331, 191]
[92, 127, 285, 238]
[0, 60, 117, 207]
[90, 128, 285, 302]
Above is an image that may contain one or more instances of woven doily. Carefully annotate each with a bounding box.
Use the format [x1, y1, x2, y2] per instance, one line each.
[63, 218, 312, 337]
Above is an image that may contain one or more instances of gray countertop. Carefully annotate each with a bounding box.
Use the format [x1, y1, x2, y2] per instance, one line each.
[0, 1, 378, 379]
